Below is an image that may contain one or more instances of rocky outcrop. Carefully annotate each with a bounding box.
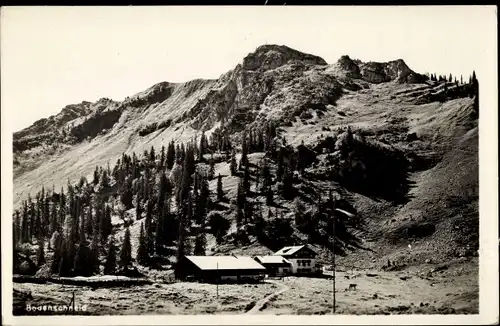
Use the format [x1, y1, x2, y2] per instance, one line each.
[336, 55, 362, 79]
[241, 44, 327, 72]
[360, 59, 426, 84]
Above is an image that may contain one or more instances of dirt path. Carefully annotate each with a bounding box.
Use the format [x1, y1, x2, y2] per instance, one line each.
[247, 280, 290, 314]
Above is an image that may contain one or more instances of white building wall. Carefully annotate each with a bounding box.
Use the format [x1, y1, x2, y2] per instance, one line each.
[288, 258, 316, 274]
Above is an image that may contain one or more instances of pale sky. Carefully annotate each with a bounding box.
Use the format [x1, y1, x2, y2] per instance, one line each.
[1, 6, 497, 132]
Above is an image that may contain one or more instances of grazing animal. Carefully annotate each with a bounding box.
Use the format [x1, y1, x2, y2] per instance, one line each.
[348, 283, 357, 291]
[344, 275, 350, 279]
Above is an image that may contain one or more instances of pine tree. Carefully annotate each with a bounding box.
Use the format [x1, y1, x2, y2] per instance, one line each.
[460, 75, 463, 84]
[136, 194, 143, 220]
[448, 73, 452, 82]
[239, 131, 248, 170]
[21, 202, 29, 243]
[145, 199, 154, 254]
[149, 146, 156, 165]
[177, 146, 195, 205]
[49, 203, 59, 234]
[58, 238, 74, 277]
[36, 238, 46, 268]
[119, 228, 132, 272]
[282, 164, 294, 200]
[93, 166, 100, 186]
[208, 157, 215, 180]
[166, 141, 176, 170]
[85, 201, 94, 238]
[79, 209, 86, 242]
[216, 174, 224, 201]
[99, 169, 110, 189]
[236, 180, 245, 228]
[230, 150, 237, 176]
[73, 240, 91, 276]
[120, 177, 134, 210]
[159, 145, 166, 170]
[137, 222, 149, 265]
[50, 231, 63, 273]
[196, 177, 210, 225]
[194, 233, 206, 256]
[154, 208, 164, 255]
[266, 185, 273, 206]
[103, 236, 117, 275]
[99, 204, 112, 243]
[199, 131, 207, 161]
[175, 201, 187, 279]
[88, 236, 100, 275]
[13, 210, 21, 247]
[243, 163, 251, 193]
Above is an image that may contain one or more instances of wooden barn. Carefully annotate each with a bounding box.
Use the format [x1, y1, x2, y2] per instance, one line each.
[176, 255, 266, 283]
[254, 256, 292, 276]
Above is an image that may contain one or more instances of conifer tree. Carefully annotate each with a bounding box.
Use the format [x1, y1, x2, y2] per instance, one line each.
[216, 174, 224, 201]
[209, 157, 215, 180]
[136, 194, 143, 220]
[243, 163, 251, 193]
[266, 185, 273, 206]
[48, 200, 58, 238]
[79, 210, 86, 242]
[58, 238, 75, 277]
[194, 233, 206, 256]
[154, 208, 164, 255]
[104, 236, 117, 275]
[21, 202, 29, 243]
[149, 146, 156, 165]
[159, 145, 166, 170]
[197, 177, 210, 223]
[236, 180, 245, 228]
[100, 204, 112, 243]
[50, 231, 63, 273]
[73, 239, 91, 276]
[137, 222, 149, 265]
[145, 199, 154, 254]
[85, 202, 94, 238]
[93, 166, 100, 186]
[166, 141, 176, 170]
[282, 164, 294, 200]
[239, 131, 248, 170]
[119, 228, 132, 272]
[177, 146, 195, 205]
[175, 196, 188, 279]
[13, 210, 21, 247]
[36, 238, 45, 268]
[88, 236, 100, 275]
[230, 150, 237, 176]
[199, 131, 208, 161]
[120, 177, 134, 210]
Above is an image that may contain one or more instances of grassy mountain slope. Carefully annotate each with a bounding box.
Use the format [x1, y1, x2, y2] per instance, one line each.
[13, 44, 478, 272]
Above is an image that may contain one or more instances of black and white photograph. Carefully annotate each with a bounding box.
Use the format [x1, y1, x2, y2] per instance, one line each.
[1, 5, 498, 324]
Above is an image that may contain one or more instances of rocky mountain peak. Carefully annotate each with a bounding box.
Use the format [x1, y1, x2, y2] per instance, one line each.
[241, 44, 328, 71]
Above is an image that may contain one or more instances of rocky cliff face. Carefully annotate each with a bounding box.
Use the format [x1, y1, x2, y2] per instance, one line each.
[334, 55, 426, 84]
